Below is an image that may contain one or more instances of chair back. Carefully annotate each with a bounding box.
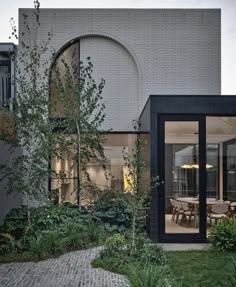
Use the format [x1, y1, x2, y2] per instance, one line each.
[181, 202, 189, 211]
[175, 200, 182, 210]
[211, 203, 229, 214]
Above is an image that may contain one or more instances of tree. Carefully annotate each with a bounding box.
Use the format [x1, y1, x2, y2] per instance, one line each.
[51, 48, 108, 207]
[0, 1, 56, 223]
[122, 121, 161, 248]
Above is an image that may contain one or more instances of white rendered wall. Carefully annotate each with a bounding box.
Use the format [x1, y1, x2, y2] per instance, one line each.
[19, 9, 221, 131]
[80, 36, 139, 131]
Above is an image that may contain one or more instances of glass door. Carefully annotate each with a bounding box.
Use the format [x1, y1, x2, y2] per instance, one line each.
[158, 115, 206, 242]
[224, 139, 236, 202]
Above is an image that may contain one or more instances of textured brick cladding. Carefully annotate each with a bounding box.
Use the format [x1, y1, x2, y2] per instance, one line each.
[19, 9, 221, 131]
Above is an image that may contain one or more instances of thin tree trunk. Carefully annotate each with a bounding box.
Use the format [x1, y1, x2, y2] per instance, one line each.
[26, 154, 33, 225]
[132, 206, 136, 249]
[76, 121, 81, 208]
[26, 193, 31, 225]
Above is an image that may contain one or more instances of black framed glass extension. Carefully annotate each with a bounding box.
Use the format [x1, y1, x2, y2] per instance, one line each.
[139, 95, 236, 243]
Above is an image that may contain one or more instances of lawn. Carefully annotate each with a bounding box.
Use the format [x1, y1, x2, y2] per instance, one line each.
[166, 250, 236, 287]
[92, 245, 236, 287]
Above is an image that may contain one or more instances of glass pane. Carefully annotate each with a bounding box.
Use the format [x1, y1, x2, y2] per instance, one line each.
[50, 133, 139, 205]
[206, 117, 236, 236]
[165, 121, 199, 234]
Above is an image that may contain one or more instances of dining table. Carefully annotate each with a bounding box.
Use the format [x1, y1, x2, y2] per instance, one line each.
[176, 197, 226, 228]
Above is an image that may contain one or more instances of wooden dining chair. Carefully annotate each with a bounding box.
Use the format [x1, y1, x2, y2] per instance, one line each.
[180, 202, 195, 224]
[170, 198, 176, 221]
[229, 202, 236, 217]
[208, 203, 229, 225]
[174, 200, 184, 224]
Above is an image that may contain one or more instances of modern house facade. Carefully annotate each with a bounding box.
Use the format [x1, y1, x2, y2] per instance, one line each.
[139, 95, 236, 242]
[2, 8, 235, 243]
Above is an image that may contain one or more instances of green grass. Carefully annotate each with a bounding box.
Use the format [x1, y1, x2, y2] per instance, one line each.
[166, 250, 236, 287]
[93, 250, 236, 287]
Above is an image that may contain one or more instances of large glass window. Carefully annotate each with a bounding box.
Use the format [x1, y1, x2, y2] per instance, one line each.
[0, 62, 11, 109]
[206, 117, 236, 202]
[164, 121, 199, 234]
[50, 133, 138, 205]
[206, 117, 236, 236]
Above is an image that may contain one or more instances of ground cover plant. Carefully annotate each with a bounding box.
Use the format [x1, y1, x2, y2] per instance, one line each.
[208, 218, 236, 251]
[92, 226, 236, 287]
[0, 189, 143, 263]
[92, 189, 138, 233]
[166, 250, 236, 287]
[92, 233, 183, 287]
[0, 204, 117, 262]
[93, 241, 236, 287]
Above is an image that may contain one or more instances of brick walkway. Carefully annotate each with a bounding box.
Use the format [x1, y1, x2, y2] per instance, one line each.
[0, 247, 129, 287]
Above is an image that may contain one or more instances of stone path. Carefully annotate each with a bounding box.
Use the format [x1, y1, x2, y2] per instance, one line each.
[0, 247, 130, 287]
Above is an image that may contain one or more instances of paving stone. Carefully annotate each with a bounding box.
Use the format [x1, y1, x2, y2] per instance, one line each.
[0, 247, 130, 287]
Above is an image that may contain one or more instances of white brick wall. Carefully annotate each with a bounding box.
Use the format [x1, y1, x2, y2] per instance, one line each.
[19, 9, 221, 131]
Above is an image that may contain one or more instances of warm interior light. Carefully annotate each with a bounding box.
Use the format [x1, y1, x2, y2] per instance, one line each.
[181, 164, 213, 169]
[181, 164, 193, 169]
[123, 166, 133, 192]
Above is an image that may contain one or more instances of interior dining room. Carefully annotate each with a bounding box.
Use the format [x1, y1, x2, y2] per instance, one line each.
[164, 116, 236, 235]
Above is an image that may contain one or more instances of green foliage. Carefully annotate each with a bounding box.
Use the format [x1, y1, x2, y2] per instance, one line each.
[2, 206, 89, 238]
[128, 265, 172, 287]
[166, 250, 236, 287]
[122, 121, 161, 248]
[0, 2, 55, 205]
[31, 206, 85, 231]
[104, 234, 126, 253]
[28, 234, 48, 259]
[63, 224, 86, 250]
[28, 230, 66, 259]
[85, 222, 102, 243]
[127, 235, 167, 265]
[52, 51, 108, 203]
[208, 218, 236, 251]
[92, 189, 134, 232]
[94, 234, 182, 287]
[43, 231, 65, 255]
[220, 258, 236, 287]
[100, 233, 167, 268]
[2, 208, 28, 239]
[0, 233, 16, 255]
[0, 205, 112, 259]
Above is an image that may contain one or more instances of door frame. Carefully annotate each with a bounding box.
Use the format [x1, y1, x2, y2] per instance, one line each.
[158, 114, 207, 243]
[223, 138, 236, 201]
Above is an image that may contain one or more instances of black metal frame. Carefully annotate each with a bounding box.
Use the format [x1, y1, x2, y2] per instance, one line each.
[0, 60, 11, 110]
[158, 114, 206, 243]
[139, 95, 236, 243]
[223, 138, 236, 201]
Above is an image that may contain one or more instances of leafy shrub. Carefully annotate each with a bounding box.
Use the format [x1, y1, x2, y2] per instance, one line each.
[2, 208, 28, 239]
[92, 189, 133, 232]
[101, 233, 167, 267]
[86, 222, 103, 243]
[31, 206, 87, 231]
[128, 265, 171, 287]
[208, 218, 236, 251]
[63, 222, 106, 251]
[63, 224, 86, 250]
[2, 206, 92, 236]
[0, 233, 17, 255]
[104, 234, 127, 254]
[43, 230, 65, 255]
[28, 234, 48, 259]
[29, 230, 65, 258]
